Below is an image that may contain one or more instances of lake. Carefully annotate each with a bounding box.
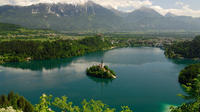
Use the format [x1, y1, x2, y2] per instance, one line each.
[0, 47, 197, 112]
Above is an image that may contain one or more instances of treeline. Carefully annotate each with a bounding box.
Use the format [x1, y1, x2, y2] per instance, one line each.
[0, 36, 111, 63]
[170, 64, 200, 112]
[0, 92, 34, 112]
[0, 23, 20, 31]
[0, 22, 54, 35]
[0, 93, 133, 112]
[164, 36, 200, 59]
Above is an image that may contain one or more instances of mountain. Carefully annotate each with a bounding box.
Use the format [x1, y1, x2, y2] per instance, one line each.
[165, 12, 176, 17]
[128, 7, 162, 18]
[0, 2, 200, 32]
[124, 7, 200, 31]
[0, 2, 122, 32]
[124, 7, 164, 31]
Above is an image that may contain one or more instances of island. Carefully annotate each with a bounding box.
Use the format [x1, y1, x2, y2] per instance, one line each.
[86, 60, 117, 79]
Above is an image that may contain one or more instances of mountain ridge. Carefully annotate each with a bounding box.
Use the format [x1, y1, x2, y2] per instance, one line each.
[0, 2, 200, 32]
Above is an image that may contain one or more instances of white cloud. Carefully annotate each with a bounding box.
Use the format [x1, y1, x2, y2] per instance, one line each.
[0, 0, 10, 6]
[0, 0, 152, 8]
[0, 0, 89, 6]
[95, 0, 152, 10]
[151, 2, 200, 17]
[0, 0, 200, 17]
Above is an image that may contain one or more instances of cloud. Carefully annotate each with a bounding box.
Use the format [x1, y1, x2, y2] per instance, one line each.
[0, 0, 89, 6]
[0, 0, 10, 6]
[151, 2, 200, 17]
[0, 0, 152, 8]
[95, 0, 152, 10]
[0, 0, 200, 17]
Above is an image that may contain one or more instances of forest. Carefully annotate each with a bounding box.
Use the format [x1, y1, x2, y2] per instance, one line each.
[170, 64, 200, 112]
[0, 92, 34, 112]
[0, 34, 180, 64]
[0, 36, 111, 64]
[164, 36, 200, 59]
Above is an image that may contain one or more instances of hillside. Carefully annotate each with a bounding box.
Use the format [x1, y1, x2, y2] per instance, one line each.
[164, 36, 200, 59]
[0, 2, 122, 32]
[0, 2, 200, 32]
[0, 23, 21, 31]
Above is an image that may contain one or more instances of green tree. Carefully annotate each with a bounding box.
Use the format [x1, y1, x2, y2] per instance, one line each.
[170, 67, 200, 112]
[35, 94, 54, 112]
[35, 94, 133, 112]
[0, 92, 33, 112]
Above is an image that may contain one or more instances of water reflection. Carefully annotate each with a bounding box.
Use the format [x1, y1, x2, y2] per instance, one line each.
[87, 76, 114, 85]
[103, 47, 167, 65]
[0, 51, 105, 71]
[168, 58, 200, 65]
[1, 58, 74, 71]
[0, 59, 103, 91]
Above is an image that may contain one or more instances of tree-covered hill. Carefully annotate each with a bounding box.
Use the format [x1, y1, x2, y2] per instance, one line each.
[0, 36, 112, 64]
[179, 64, 200, 86]
[164, 36, 200, 59]
[0, 92, 34, 112]
[170, 64, 200, 112]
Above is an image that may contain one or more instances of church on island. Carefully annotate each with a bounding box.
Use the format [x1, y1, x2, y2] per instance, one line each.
[99, 59, 104, 68]
[86, 59, 117, 79]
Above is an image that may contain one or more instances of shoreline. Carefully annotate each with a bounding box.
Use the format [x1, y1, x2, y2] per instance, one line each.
[0, 45, 186, 65]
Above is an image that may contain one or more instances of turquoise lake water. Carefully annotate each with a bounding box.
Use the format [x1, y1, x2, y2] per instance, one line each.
[0, 47, 198, 112]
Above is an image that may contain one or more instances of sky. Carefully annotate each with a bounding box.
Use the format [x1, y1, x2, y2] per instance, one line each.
[0, 0, 200, 17]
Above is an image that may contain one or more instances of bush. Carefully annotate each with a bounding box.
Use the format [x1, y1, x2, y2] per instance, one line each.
[35, 94, 133, 112]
